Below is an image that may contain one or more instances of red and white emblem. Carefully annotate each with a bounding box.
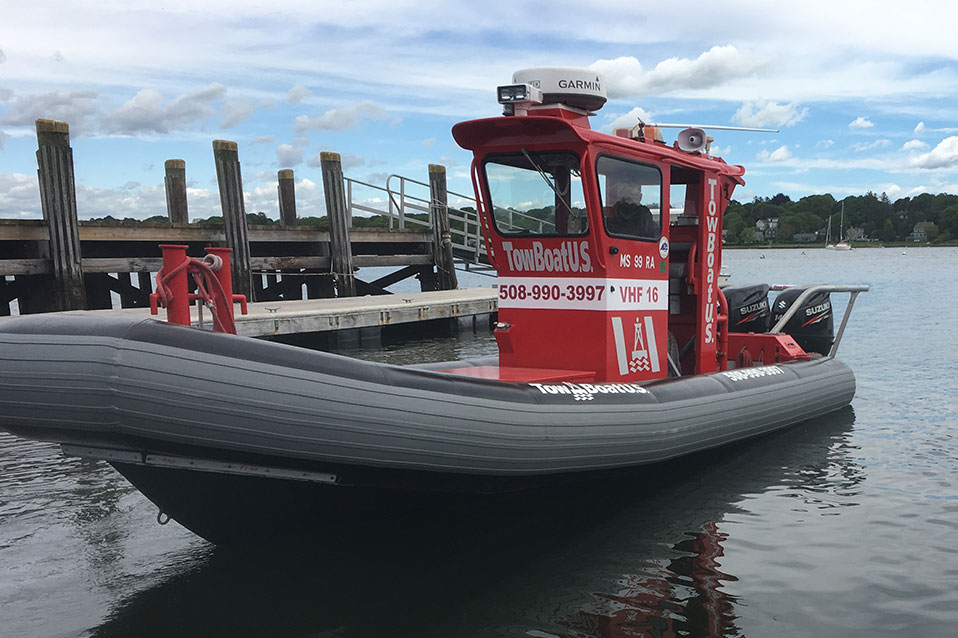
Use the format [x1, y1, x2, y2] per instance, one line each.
[611, 316, 660, 376]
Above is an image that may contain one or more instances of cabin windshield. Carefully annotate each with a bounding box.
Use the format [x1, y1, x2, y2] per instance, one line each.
[483, 151, 588, 236]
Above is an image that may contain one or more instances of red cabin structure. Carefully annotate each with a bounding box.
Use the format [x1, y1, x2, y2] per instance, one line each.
[453, 67, 778, 384]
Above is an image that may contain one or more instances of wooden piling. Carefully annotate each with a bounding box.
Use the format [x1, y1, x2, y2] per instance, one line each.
[428, 164, 458, 291]
[212, 140, 253, 301]
[35, 118, 87, 311]
[320, 152, 356, 297]
[278, 169, 297, 228]
[164, 159, 189, 224]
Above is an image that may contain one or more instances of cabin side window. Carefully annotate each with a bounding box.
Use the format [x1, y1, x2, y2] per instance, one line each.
[669, 165, 702, 223]
[597, 156, 663, 241]
[483, 152, 588, 236]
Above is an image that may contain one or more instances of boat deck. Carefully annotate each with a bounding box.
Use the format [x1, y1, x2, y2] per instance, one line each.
[0, 288, 499, 339]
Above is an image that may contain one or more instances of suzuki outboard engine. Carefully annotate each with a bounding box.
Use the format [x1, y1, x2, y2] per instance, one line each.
[772, 287, 834, 356]
[723, 284, 771, 333]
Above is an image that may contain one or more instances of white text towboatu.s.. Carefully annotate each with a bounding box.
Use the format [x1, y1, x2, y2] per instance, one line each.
[0, 68, 868, 543]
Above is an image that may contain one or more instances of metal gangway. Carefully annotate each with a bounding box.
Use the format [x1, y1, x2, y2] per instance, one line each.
[342, 173, 554, 272]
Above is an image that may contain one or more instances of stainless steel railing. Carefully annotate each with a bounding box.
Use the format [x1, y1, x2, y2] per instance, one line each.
[768, 284, 870, 358]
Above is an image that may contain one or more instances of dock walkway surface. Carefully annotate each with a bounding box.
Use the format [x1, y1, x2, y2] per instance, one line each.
[0, 288, 499, 339]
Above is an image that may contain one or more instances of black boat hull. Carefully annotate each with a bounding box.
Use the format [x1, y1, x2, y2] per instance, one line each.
[0, 315, 856, 542]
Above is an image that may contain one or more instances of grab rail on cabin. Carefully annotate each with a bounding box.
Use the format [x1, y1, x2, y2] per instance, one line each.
[768, 284, 870, 359]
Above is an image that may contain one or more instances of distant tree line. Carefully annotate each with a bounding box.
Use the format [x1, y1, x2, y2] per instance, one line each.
[83, 211, 431, 231]
[724, 191, 958, 245]
[80, 191, 958, 246]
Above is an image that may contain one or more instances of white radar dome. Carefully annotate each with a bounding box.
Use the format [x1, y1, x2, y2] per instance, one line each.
[512, 67, 607, 112]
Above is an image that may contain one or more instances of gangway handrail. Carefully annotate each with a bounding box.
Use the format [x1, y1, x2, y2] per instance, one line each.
[767, 284, 870, 359]
[386, 174, 490, 263]
[358, 172, 563, 267]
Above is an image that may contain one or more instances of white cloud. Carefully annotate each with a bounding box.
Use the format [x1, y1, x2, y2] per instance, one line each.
[733, 100, 807, 128]
[75, 182, 168, 220]
[851, 139, 891, 152]
[756, 145, 793, 163]
[709, 144, 731, 157]
[0, 89, 100, 132]
[590, 45, 765, 98]
[420, 137, 436, 147]
[849, 116, 874, 129]
[902, 139, 929, 151]
[0, 173, 41, 218]
[287, 84, 311, 105]
[0, 175, 205, 222]
[817, 139, 835, 149]
[0, 49, 6, 64]
[605, 106, 654, 132]
[293, 101, 387, 133]
[882, 183, 928, 199]
[914, 121, 926, 134]
[0, 130, 6, 148]
[250, 135, 275, 146]
[220, 97, 257, 129]
[104, 83, 227, 135]
[907, 136, 958, 169]
[341, 153, 365, 170]
[276, 143, 303, 167]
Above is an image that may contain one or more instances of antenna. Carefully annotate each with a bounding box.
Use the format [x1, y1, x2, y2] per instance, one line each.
[631, 118, 778, 154]
[642, 122, 779, 133]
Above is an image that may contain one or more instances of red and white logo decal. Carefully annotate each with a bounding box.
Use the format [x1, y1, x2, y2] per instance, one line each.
[611, 315, 660, 376]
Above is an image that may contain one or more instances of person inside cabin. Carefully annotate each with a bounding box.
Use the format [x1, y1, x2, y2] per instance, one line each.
[604, 182, 657, 239]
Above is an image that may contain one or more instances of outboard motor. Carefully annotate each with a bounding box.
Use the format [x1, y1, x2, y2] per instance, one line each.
[772, 287, 834, 356]
[723, 284, 771, 333]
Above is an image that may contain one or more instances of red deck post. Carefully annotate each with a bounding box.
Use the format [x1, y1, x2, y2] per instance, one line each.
[158, 244, 191, 326]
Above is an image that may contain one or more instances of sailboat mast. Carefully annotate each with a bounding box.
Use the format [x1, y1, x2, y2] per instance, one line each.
[839, 201, 845, 242]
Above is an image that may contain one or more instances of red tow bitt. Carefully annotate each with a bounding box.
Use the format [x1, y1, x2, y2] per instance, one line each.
[149, 244, 248, 334]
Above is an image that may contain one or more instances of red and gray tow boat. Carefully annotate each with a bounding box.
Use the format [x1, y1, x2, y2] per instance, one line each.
[0, 68, 868, 543]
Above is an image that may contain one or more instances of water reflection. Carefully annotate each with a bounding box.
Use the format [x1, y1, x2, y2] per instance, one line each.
[556, 523, 740, 638]
[546, 408, 861, 638]
[89, 407, 860, 638]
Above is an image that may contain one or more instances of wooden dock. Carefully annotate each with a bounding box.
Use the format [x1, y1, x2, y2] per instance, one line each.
[1, 119, 472, 317]
[17, 288, 499, 341]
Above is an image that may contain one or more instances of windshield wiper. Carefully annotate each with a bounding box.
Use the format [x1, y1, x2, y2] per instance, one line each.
[520, 148, 578, 221]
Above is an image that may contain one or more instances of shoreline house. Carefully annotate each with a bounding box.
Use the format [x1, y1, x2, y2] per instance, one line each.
[907, 221, 937, 242]
[848, 227, 867, 241]
[755, 218, 778, 241]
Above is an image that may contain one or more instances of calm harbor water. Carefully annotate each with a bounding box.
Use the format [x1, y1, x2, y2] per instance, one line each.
[1, 247, 957, 637]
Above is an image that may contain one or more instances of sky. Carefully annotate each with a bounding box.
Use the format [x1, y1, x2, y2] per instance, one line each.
[3, 0, 958, 221]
